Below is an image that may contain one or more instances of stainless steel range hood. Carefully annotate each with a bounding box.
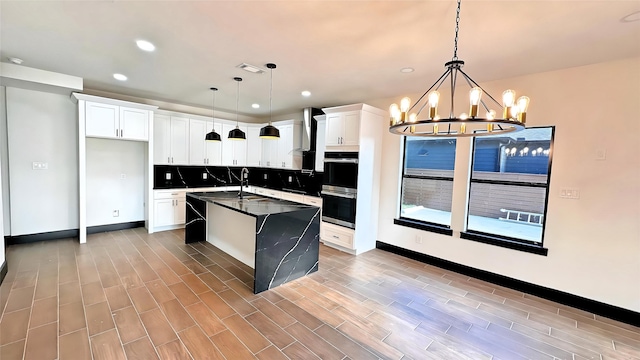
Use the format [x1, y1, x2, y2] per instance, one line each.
[301, 107, 324, 171]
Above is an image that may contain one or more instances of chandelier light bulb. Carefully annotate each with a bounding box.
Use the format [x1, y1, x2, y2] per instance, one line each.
[428, 91, 440, 119]
[517, 96, 530, 123]
[400, 97, 411, 112]
[409, 113, 417, 123]
[459, 113, 468, 120]
[510, 105, 520, 118]
[389, 103, 400, 125]
[486, 109, 496, 120]
[502, 89, 516, 119]
[469, 87, 483, 117]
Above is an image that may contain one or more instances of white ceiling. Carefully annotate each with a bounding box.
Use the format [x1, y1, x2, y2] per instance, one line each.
[1, 1, 639, 118]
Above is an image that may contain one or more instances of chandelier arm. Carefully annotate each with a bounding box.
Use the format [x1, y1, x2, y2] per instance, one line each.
[408, 68, 451, 114]
[458, 68, 503, 108]
[449, 67, 459, 118]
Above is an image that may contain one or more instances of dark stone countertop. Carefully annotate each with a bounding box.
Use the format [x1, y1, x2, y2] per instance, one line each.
[187, 191, 317, 217]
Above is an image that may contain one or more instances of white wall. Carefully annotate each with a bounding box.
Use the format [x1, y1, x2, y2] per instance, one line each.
[0, 86, 10, 236]
[6, 87, 79, 235]
[86, 138, 145, 226]
[372, 57, 640, 312]
[0, 87, 6, 265]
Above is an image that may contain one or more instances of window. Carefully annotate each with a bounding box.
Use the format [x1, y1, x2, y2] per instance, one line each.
[466, 127, 554, 245]
[399, 138, 457, 229]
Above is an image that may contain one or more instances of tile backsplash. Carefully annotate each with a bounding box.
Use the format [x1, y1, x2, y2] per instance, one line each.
[154, 165, 324, 196]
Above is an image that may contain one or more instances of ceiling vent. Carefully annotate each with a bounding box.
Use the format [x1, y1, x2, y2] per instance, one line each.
[236, 63, 265, 74]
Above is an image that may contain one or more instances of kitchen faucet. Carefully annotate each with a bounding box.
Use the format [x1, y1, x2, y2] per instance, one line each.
[238, 168, 249, 199]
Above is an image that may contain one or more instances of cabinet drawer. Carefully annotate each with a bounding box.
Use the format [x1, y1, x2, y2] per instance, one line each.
[280, 192, 304, 203]
[154, 190, 187, 199]
[302, 196, 322, 207]
[321, 226, 353, 248]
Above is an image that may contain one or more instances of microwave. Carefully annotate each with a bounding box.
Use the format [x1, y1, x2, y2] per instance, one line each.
[323, 152, 358, 190]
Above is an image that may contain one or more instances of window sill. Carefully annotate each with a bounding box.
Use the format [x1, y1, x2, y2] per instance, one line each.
[460, 231, 548, 256]
[394, 218, 453, 236]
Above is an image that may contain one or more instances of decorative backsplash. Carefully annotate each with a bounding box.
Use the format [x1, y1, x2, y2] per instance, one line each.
[154, 166, 324, 196]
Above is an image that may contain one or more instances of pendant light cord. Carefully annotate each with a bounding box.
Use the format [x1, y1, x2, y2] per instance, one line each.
[452, 0, 461, 61]
[211, 89, 216, 130]
[235, 79, 240, 126]
[269, 67, 273, 125]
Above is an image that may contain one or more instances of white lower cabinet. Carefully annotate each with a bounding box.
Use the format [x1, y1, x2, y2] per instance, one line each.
[154, 190, 187, 227]
[320, 222, 354, 249]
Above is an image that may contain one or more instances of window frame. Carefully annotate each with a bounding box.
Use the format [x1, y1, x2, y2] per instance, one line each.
[462, 126, 555, 254]
[395, 136, 456, 236]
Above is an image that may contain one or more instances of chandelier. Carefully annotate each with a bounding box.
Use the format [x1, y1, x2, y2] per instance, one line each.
[389, 0, 530, 138]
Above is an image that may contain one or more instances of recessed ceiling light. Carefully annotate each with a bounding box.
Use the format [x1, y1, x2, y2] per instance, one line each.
[8, 57, 24, 65]
[252, 103, 260, 109]
[301, 90, 311, 97]
[236, 63, 265, 74]
[113, 73, 128, 81]
[622, 10, 640, 22]
[400, 67, 415, 73]
[136, 40, 155, 51]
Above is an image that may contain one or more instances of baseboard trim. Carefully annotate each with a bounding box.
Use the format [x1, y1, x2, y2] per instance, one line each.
[0, 261, 7, 286]
[376, 241, 640, 328]
[87, 221, 145, 235]
[5, 221, 146, 245]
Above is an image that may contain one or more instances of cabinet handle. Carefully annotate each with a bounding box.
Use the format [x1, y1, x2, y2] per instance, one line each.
[332, 235, 339, 239]
[168, 157, 170, 163]
[116, 129, 119, 137]
[171, 157, 174, 163]
[121, 129, 123, 137]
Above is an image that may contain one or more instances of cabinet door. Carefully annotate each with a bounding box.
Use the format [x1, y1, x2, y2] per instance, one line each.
[189, 119, 207, 165]
[261, 137, 277, 167]
[120, 107, 149, 141]
[315, 119, 326, 171]
[342, 111, 361, 146]
[175, 199, 186, 225]
[170, 116, 190, 165]
[325, 113, 343, 146]
[85, 102, 119, 139]
[154, 199, 175, 227]
[233, 125, 248, 166]
[205, 123, 223, 166]
[246, 126, 262, 167]
[154, 115, 171, 165]
[277, 125, 292, 168]
[221, 124, 235, 166]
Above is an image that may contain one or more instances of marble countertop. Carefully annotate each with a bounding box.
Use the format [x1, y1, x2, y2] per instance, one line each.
[187, 191, 316, 217]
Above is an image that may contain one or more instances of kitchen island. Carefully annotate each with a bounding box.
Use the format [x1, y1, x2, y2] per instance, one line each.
[185, 191, 320, 293]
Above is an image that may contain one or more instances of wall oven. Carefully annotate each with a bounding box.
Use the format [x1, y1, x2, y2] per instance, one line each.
[322, 152, 359, 229]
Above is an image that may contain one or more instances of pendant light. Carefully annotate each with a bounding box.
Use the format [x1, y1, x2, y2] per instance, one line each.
[205, 87, 221, 142]
[388, 0, 529, 138]
[228, 77, 246, 140]
[259, 63, 280, 139]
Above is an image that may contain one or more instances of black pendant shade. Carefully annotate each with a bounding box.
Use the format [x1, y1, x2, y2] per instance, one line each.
[205, 130, 221, 142]
[259, 124, 280, 139]
[205, 87, 221, 142]
[229, 77, 246, 141]
[228, 126, 246, 140]
[260, 63, 280, 139]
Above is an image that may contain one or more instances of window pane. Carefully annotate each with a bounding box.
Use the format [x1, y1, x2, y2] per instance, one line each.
[401, 138, 456, 226]
[405, 138, 456, 176]
[472, 128, 552, 184]
[467, 182, 545, 242]
[467, 127, 553, 243]
[401, 178, 453, 225]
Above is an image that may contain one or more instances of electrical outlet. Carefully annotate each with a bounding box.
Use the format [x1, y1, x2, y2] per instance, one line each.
[263, 174, 268, 180]
[288, 176, 293, 183]
[112, 210, 119, 217]
[415, 235, 423, 244]
[165, 172, 172, 180]
[560, 188, 580, 199]
[32, 162, 48, 170]
[202, 173, 208, 180]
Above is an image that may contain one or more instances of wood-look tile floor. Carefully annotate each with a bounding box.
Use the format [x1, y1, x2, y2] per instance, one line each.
[0, 228, 638, 360]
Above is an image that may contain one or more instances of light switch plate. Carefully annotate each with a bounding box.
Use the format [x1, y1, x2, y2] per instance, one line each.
[560, 188, 580, 199]
[32, 162, 48, 170]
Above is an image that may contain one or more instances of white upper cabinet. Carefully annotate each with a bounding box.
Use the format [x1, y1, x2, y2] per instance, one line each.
[315, 117, 326, 171]
[325, 110, 360, 150]
[85, 102, 149, 141]
[154, 114, 189, 165]
[189, 119, 222, 165]
[246, 125, 262, 167]
[260, 121, 302, 169]
[222, 123, 248, 166]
